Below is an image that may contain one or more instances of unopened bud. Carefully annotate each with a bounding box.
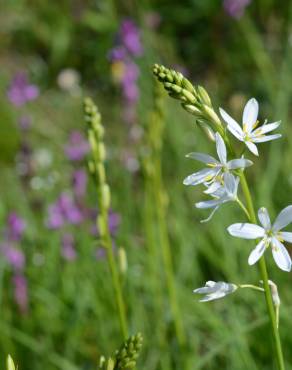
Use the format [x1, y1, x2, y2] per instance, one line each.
[101, 184, 111, 209]
[118, 247, 128, 274]
[197, 121, 216, 142]
[197, 85, 211, 106]
[181, 89, 196, 104]
[6, 356, 15, 370]
[97, 215, 107, 237]
[182, 104, 201, 116]
[202, 105, 222, 128]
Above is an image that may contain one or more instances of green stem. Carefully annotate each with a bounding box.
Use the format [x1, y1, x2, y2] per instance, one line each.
[236, 198, 250, 219]
[154, 157, 186, 347]
[239, 172, 285, 370]
[99, 197, 128, 340]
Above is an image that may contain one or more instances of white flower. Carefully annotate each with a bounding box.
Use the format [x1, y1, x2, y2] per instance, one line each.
[227, 206, 292, 271]
[219, 98, 281, 156]
[193, 281, 238, 302]
[196, 172, 239, 223]
[183, 132, 252, 189]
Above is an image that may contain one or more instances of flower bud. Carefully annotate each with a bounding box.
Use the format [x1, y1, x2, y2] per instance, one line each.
[6, 356, 16, 370]
[197, 121, 216, 142]
[197, 85, 211, 107]
[118, 247, 128, 274]
[101, 184, 111, 209]
[202, 105, 222, 128]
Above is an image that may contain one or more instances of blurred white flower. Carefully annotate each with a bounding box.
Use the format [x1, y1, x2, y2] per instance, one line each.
[196, 172, 239, 223]
[228, 206, 292, 271]
[219, 98, 281, 156]
[183, 132, 252, 192]
[57, 68, 81, 95]
[33, 148, 53, 169]
[193, 281, 238, 302]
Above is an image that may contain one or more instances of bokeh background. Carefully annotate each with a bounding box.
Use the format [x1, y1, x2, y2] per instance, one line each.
[1, 0, 292, 369]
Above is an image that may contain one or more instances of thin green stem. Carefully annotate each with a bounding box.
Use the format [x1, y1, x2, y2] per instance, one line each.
[236, 198, 250, 219]
[239, 172, 285, 370]
[103, 217, 128, 339]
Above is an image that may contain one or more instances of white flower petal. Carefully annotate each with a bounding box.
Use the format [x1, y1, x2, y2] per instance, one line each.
[186, 152, 218, 164]
[252, 134, 282, 143]
[258, 207, 271, 230]
[183, 168, 218, 186]
[243, 98, 259, 132]
[204, 181, 222, 194]
[248, 239, 266, 265]
[273, 205, 292, 231]
[227, 223, 265, 239]
[215, 133, 227, 164]
[196, 199, 222, 209]
[245, 141, 259, 156]
[223, 173, 238, 197]
[199, 291, 226, 302]
[253, 121, 281, 135]
[271, 237, 292, 272]
[227, 158, 253, 170]
[219, 108, 244, 139]
[280, 232, 292, 243]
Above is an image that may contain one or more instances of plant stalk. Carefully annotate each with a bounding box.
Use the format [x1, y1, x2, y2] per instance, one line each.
[239, 172, 285, 370]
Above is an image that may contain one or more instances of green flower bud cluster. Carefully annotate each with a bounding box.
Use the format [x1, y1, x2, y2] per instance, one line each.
[84, 97, 112, 245]
[152, 64, 223, 138]
[98, 333, 143, 370]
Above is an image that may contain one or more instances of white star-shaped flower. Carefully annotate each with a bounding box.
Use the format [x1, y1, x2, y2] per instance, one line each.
[196, 172, 239, 222]
[219, 98, 281, 156]
[183, 132, 252, 190]
[193, 281, 238, 302]
[227, 206, 292, 271]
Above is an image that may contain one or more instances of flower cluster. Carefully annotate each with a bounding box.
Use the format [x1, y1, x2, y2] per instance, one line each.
[46, 129, 120, 260]
[7, 72, 39, 107]
[0, 213, 28, 313]
[109, 19, 143, 125]
[183, 97, 290, 274]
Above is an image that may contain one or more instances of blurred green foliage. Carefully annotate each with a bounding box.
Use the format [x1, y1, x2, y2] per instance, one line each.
[1, 1, 292, 370]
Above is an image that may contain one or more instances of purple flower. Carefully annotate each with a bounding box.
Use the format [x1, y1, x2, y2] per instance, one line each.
[120, 19, 143, 57]
[61, 233, 77, 261]
[72, 169, 87, 198]
[2, 244, 25, 270]
[47, 203, 65, 229]
[108, 46, 127, 62]
[122, 62, 140, 103]
[7, 212, 26, 242]
[13, 274, 28, 313]
[64, 131, 90, 161]
[46, 192, 84, 229]
[223, 0, 251, 19]
[7, 72, 39, 107]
